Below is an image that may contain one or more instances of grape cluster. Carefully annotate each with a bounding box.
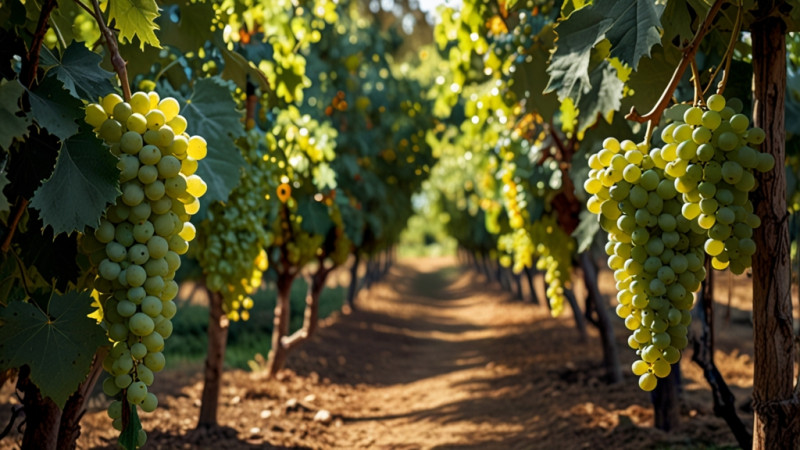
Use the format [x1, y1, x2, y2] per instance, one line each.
[530, 214, 574, 317]
[658, 94, 774, 274]
[197, 130, 276, 322]
[584, 138, 706, 391]
[490, 10, 546, 62]
[497, 227, 535, 274]
[84, 91, 207, 446]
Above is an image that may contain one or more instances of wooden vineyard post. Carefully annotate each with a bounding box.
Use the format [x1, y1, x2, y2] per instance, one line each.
[750, 9, 800, 448]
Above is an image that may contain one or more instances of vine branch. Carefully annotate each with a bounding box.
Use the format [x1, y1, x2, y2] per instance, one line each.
[71, 0, 94, 16]
[707, 0, 742, 96]
[88, 0, 131, 100]
[625, 0, 726, 124]
[22, 0, 58, 87]
[1, 198, 29, 253]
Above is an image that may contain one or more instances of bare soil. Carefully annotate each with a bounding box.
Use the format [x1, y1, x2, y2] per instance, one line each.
[1, 256, 761, 449]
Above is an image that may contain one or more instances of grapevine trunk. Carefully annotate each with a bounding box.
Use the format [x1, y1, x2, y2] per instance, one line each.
[347, 252, 361, 310]
[266, 273, 296, 377]
[198, 289, 229, 428]
[18, 367, 62, 450]
[579, 252, 622, 383]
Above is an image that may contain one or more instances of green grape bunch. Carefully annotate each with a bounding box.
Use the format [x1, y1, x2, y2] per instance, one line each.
[530, 214, 574, 317]
[197, 129, 276, 322]
[657, 94, 774, 274]
[83, 91, 208, 447]
[585, 138, 707, 392]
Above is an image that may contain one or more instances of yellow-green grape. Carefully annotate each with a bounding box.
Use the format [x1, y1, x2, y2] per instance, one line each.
[662, 96, 771, 275]
[82, 91, 208, 444]
[585, 137, 707, 391]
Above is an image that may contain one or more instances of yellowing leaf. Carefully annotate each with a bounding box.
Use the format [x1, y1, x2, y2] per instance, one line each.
[108, 0, 161, 50]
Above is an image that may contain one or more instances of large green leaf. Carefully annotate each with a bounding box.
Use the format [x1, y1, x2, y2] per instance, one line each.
[158, 1, 218, 53]
[572, 210, 600, 253]
[29, 131, 120, 235]
[547, 0, 663, 102]
[17, 212, 80, 291]
[511, 26, 559, 122]
[0, 79, 31, 150]
[0, 292, 108, 409]
[26, 76, 82, 141]
[107, 0, 161, 50]
[43, 42, 115, 102]
[576, 57, 624, 132]
[661, 0, 697, 45]
[296, 197, 334, 236]
[622, 43, 683, 118]
[179, 77, 245, 206]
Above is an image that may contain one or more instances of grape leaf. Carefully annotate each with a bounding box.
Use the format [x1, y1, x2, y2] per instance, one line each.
[512, 26, 559, 122]
[661, 0, 697, 46]
[17, 211, 80, 291]
[572, 210, 600, 253]
[30, 131, 120, 235]
[296, 197, 334, 236]
[220, 46, 271, 93]
[119, 403, 142, 450]
[179, 77, 245, 206]
[4, 128, 60, 201]
[0, 79, 31, 150]
[622, 43, 683, 118]
[43, 43, 115, 101]
[546, 0, 663, 102]
[26, 76, 82, 141]
[0, 292, 108, 409]
[107, 0, 161, 50]
[576, 57, 624, 132]
[158, 1, 218, 53]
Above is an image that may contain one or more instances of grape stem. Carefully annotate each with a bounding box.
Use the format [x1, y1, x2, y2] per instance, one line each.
[1, 198, 29, 254]
[690, 59, 704, 106]
[625, 0, 725, 124]
[84, 0, 132, 101]
[705, 0, 743, 96]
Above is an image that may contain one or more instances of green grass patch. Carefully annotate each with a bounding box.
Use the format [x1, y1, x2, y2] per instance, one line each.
[165, 277, 346, 370]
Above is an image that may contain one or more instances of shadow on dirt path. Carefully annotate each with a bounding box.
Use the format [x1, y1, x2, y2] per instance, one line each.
[284, 257, 662, 449]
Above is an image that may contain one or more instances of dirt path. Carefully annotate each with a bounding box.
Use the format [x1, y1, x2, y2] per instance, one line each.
[2, 257, 755, 449]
